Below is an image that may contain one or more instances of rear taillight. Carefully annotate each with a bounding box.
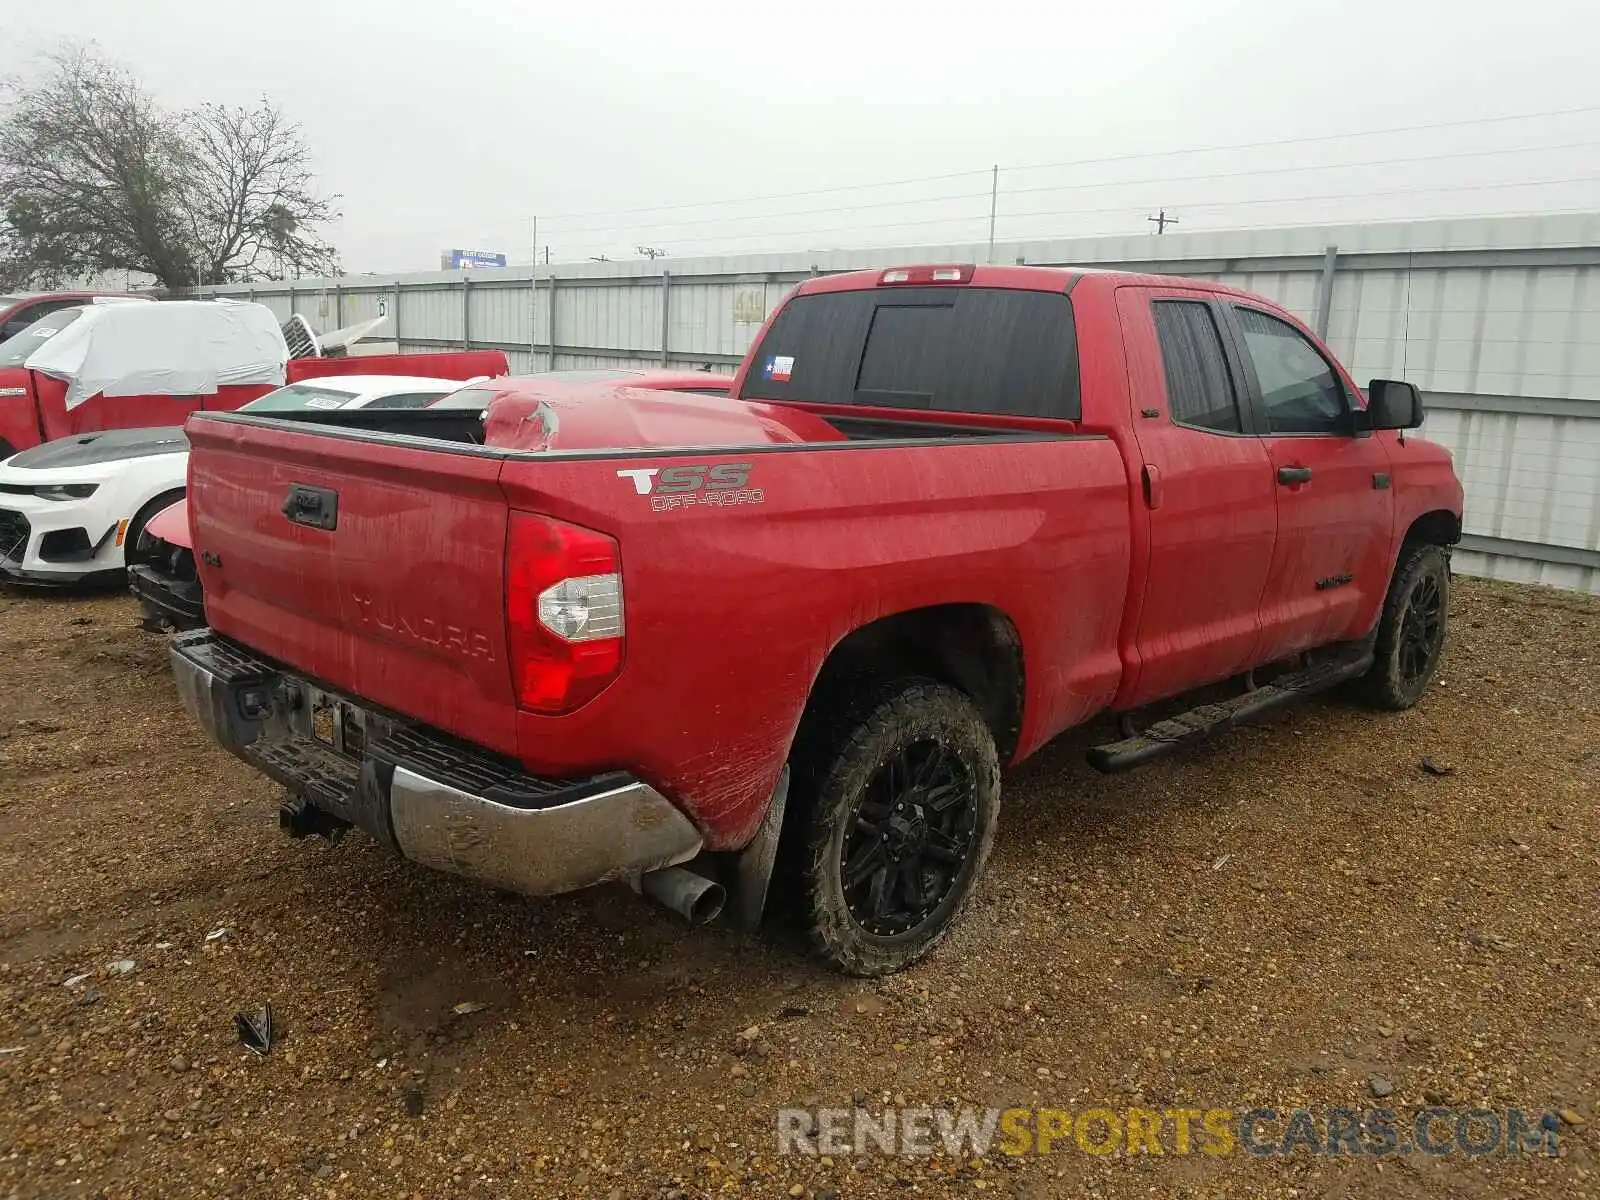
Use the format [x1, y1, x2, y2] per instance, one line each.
[505, 512, 624, 714]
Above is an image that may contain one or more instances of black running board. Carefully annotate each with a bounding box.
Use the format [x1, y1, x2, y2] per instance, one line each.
[1087, 650, 1374, 774]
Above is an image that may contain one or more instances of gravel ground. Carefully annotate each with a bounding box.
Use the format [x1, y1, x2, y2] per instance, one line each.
[0, 577, 1595, 1200]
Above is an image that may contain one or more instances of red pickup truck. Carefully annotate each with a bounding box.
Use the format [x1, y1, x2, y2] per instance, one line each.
[0, 290, 150, 340]
[169, 264, 1463, 976]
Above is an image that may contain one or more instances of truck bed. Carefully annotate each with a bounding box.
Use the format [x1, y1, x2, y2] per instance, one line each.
[183, 396, 1131, 848]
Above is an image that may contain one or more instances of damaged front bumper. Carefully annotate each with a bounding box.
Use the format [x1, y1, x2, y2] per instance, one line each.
[0, 497, 126, 585]
[169, 628, 704, 897]
[128, 560, 205, 630]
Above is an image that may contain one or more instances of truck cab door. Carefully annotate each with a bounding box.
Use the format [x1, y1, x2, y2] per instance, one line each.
[0, 369, 41, 458]
[40, 388, 206, 441]
[1221, 303, 1394, 661]
[1114, 287, 1279, 710]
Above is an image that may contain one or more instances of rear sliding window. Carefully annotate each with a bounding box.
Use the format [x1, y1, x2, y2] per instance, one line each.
[1151, 300, 1243, 433]
[743, 286, 1079, 420]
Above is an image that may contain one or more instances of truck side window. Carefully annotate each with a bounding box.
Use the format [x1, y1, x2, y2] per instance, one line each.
[1234, 307, 1348, 435]
[1151, 300, 1242, 433]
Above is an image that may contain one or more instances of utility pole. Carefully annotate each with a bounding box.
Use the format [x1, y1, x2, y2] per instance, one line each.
[987, 164, 999, 264]
[529, 215, 538, 375]
[1148, 209, 1179, 235]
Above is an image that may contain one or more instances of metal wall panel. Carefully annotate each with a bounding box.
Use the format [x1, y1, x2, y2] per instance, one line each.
[467, 282, 531, 347]
[1453, 549, 1598, 596]
[401, 286, 462, 344]
[552, 351, 662, 372]
[336, 288, 388, 326]
[560, 277, 662, 353]
[1421, 408, 1600, 553]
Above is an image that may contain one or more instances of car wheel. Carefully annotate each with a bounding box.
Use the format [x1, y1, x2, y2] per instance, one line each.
[790, 678, 1000, 977]
[122, 490, 185, 571]
[1355, 543, 1450, 711]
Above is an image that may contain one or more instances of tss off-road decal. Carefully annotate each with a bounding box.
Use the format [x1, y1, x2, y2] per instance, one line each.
[616, 463, 765, 512]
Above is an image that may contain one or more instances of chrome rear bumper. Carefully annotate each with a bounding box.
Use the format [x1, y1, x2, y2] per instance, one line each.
[169, 628, 703, 896]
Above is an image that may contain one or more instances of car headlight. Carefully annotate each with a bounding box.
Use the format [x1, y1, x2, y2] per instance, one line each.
[34, 484, 98, 501]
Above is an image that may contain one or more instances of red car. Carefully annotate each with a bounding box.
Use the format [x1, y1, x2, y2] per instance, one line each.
[167, 265, 1462, 975]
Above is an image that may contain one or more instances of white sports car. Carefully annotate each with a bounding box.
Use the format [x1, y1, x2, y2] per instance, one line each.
[0, 374, 472, 585]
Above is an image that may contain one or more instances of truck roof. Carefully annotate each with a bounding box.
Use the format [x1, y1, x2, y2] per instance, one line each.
[793, 263, 1272, 304]
[0, 290, 151, 314]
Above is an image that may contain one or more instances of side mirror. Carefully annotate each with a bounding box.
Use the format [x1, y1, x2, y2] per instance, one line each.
[1366, 379, 1423, 430]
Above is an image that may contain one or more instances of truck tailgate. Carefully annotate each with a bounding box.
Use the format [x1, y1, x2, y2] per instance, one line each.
[186, 417, 519, 755]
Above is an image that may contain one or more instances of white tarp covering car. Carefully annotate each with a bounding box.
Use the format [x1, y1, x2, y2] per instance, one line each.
[22, 298, 288, 410]
[0, 375, 473, 585]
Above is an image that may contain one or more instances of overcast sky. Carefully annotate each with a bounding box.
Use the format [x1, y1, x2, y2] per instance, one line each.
[4, 0, 1598, 272]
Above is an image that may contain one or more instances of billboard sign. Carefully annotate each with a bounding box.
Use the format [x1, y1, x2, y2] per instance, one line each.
[442, 249, 508, 270]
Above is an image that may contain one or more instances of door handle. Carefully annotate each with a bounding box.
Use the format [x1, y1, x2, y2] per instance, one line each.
[1141, 463, 1162, 510]
[1276, 466, 1313, 486]
[281, 483, 339, 530]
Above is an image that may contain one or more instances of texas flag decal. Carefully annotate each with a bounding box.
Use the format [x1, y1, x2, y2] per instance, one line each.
[764, 355, 794, 382]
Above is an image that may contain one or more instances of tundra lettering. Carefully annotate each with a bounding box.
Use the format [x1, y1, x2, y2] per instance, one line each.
[350, 591, 494, 662]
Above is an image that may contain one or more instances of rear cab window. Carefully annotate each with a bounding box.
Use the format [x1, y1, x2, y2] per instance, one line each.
[0, 307, 86, 367]
[742, 286, 1080, 421]
[1151, 300, 1245, 434]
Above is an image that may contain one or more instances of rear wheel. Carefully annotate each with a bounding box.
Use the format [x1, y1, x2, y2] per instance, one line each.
[788, 679, 1000, 977]
[1355, 542, 1450, 710]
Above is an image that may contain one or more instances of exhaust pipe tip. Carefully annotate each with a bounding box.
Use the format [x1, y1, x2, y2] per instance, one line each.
[639, 866, 726, 926]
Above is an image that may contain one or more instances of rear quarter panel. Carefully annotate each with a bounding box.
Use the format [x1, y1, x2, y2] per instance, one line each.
[502, 436, 1131, 848]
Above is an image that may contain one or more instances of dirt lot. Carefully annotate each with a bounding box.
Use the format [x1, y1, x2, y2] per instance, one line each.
[0, 577, 1595, 1200]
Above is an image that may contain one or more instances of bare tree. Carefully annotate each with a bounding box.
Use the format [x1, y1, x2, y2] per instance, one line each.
[180, 100, 339, 284]
[0, 45, 193, 288]
[0, 43, 339, 291]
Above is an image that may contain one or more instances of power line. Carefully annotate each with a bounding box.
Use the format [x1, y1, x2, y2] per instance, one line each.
[993, 174, 1600, 225]
[1000, 103, 1600, 176]
[577, 174, 1600, 253]
[999, 140, 1600, 201]
[536, 102, 1600, 223]
[543, 140, 1600, 240]
[1175, 204, 1600, 236]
